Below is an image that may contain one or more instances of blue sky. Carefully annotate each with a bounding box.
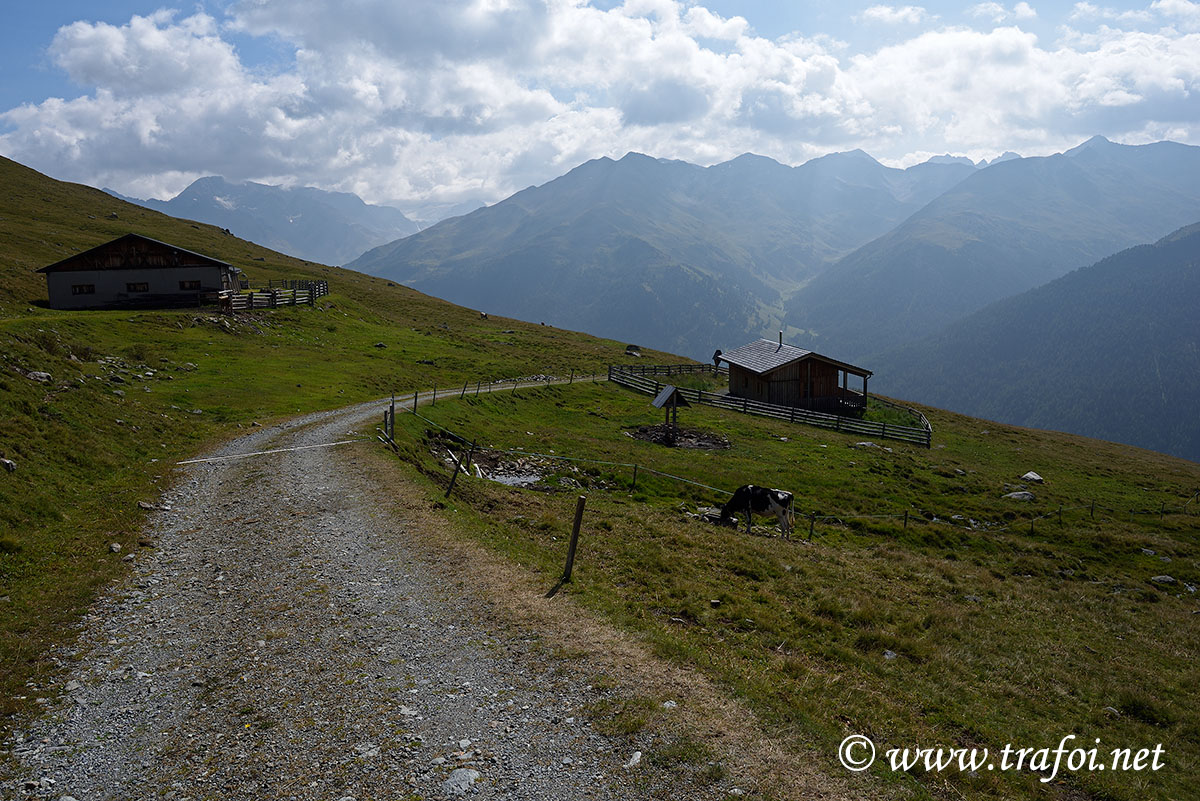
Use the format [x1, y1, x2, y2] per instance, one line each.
[2, 1, 1197, 206]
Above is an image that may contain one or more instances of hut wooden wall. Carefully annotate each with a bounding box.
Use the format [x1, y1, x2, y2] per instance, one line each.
[728, 359, 850, 409]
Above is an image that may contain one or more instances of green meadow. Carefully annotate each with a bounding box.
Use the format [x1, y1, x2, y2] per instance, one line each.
[387, 381, 1199, 800]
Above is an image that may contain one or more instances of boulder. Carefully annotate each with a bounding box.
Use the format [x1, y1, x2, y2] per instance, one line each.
[1, 458, 15, 473]
[442, 768, 481, 795]
[27, 371, 52, 383]
[1021, 471, 1045, 483]
[1002, 491, 1035, 502]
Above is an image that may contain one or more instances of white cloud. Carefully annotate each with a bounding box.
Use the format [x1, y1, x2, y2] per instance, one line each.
[1153, 0, 1200, 31]
[0, 1, 1197, 205]
[971, 2, 1038, 24]
[682, 6, 748, 39]
[970, 3, 1010, 23]
[49, 11, 243, 96]
[1069, 1, 1154, 24]
[857, 5, 930, 25]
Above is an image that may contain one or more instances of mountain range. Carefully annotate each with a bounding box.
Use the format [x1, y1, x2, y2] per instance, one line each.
[341, 135, 1200, 461]
[874, 221, 1200, 462]
[107, 177, 419, 266]
[348, 150, 976, 356]
[787, 136, 1200, 360]
[349, 138, 1200, 366]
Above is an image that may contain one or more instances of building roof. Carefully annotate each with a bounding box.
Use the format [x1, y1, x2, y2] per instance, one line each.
[720, 338, 872, 378]
[37, 233, 235, 273]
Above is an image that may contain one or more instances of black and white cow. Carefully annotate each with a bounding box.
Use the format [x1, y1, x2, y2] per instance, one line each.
[720, 484, 795, 537]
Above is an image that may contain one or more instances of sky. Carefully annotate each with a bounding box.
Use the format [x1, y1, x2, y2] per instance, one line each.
[1, 0, 1197, 210]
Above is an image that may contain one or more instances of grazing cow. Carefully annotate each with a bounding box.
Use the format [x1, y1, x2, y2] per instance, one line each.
[720, 485, 795, 537]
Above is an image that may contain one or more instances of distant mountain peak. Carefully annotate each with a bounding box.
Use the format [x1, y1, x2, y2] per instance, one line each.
[925, 154, 979, 167]
[1065, 135, 1116, 156]
[980, 151, 1022, 167]
[728, 152, 783, 166]
[820, 148, 880, 164]
[107, 176, 417, 265]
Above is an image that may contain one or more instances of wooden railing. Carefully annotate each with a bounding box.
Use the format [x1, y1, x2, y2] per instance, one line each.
[608, 364, 932, 447]
[224, 280, 329, 311]
[268, 279, 329, 298]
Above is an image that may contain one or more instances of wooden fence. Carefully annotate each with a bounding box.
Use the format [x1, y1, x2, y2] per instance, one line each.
[608, 363, 933, 447]
[226, 280, 329, 311]
[268, 279, 330, 297]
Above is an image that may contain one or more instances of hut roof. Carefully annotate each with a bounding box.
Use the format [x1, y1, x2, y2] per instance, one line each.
[720, 338, 872, 378]
[38, 233, 235, 273]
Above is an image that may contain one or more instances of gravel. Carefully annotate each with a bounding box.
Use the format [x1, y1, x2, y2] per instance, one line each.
[3, 400, 729, 800]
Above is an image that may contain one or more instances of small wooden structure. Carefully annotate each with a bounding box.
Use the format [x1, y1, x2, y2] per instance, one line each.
[38, 233, 242, 310]
[720, 336, 872, 415]
[651, 384, 690, 431]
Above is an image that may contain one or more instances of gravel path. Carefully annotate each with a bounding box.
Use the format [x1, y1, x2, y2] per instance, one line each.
[3, 399, 751, 801]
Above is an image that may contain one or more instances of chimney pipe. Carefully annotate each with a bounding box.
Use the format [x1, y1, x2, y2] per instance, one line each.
[779, 330, 783, 347]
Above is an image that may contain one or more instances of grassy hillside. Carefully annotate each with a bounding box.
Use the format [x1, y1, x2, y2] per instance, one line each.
[0, 155, 672, 726]
[385, 381, 1200, 801]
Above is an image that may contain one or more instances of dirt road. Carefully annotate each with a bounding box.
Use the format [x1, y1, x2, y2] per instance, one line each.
[5, 398, 780, 801]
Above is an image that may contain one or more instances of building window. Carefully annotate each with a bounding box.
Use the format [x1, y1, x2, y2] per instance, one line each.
[126, 282, 149, 293]
[179, 280, 202, 290]
[71, 284, 96, 295]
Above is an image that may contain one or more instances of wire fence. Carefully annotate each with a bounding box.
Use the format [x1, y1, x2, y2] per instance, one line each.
[379, 382, 1198, 542]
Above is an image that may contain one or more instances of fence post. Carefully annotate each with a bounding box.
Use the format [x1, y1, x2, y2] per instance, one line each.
[570, 370, 574, 384]
[1090, 500, 1095, 519]
[432, 384, 436, 406]
[632, 464, 638, 490]
[389, 394, 395, 439]
[563, 495, 586, 581]
[413, 391, 418, 413]
[445, 448, 467, 498]
[808, 512, 815, 542]
[546, 495, 588, 598]
[461, 381, 468, 399]
[903, 510, 909, 529]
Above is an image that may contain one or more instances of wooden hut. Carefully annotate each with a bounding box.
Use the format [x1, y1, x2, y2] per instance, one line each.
[38, 233, 242, 310]
[720, 336, 872, 415]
